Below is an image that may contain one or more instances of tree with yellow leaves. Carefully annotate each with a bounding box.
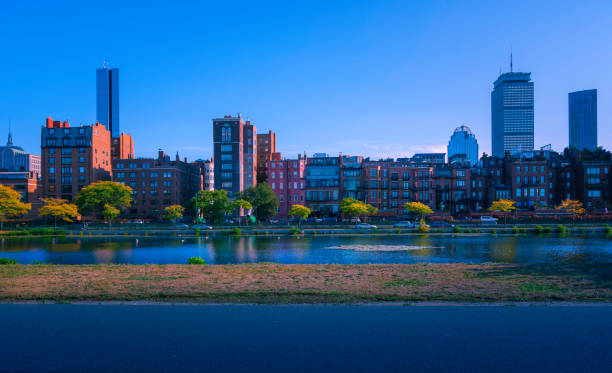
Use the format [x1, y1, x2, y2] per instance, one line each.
[404, 202, 433, 221]
[488, 199, 517, 224]
[556, 199, 586, 217]
[38, 198, 80, 228]
[0, 185, 31, 230]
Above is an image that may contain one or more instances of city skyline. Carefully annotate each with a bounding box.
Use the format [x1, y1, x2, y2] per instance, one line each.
[1, 1, 611, 160]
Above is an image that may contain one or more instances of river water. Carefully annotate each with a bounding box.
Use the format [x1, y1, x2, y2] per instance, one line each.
[1, 234, 611, 265]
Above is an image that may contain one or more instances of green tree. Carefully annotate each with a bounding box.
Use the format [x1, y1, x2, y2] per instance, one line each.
[288, 204, 311, 227]
[190, 190, 231, 224]
[75, 181, 133, 222]
[229, 199, 252, 225]
[163, 204, 185, 224]
[237, 182, 279, 222]
[488, 199, 517, 224]
[38, 198, 79, 228]
[365, 204, 378, 221]
[0, 185, 31, 229]
[404, 202, 433, 221]
[102, 204, 120, 225]
[340, 198, 368, 220]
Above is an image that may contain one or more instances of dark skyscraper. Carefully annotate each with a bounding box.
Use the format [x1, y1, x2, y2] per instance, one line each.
[569, 89, 597, 151]
[491, 72, 534, 157]
[96, 64, 120, 137]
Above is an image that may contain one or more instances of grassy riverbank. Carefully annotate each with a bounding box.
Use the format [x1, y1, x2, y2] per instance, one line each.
[1, 263, 611, 303]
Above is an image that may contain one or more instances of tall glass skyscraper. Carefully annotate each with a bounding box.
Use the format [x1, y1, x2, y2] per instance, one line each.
[447, 125, 479, 165]
[569, 89, 597, 151]
[491, 72, 534, 157]
[96, 65, 120, 137]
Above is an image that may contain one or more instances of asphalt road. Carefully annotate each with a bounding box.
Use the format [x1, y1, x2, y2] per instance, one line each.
[1, 304, 611, 372]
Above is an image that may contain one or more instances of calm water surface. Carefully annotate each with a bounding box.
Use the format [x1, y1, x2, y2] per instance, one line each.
[1, 235, 611, 265]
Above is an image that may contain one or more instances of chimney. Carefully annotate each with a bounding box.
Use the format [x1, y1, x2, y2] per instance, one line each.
[46, 117, 53, 128]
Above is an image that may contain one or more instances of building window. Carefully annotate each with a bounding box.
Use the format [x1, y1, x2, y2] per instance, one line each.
[221, 145, 232, 152]
[61, 157, 72, 165]
[116, 163, 125, 169]
[221, 127, 232, 142]
[221, 154, 232, 161]
[61, 148, 72, 155]
[48, 167, 55, 174]
[61, 167, 72, 175]
[150, 172, 159, 178]
[221, 164, 232, 170]
[49, 157, 56, 164]
[78, 148, 86, 154]
[79, 167, 86, 174]
[79, 128, 85, 135]
[46, 138, 57, 146]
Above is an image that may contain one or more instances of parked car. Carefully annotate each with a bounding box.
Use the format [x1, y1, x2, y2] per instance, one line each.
[175, 223, 190, 228]
[192, 224, 213, 230]
[393, 221, 414, 228]
[350, 217, 361, 223]
[479, 216, 498, 224]
[355, 223, 377, 229]
[430, 221, 455, 228]
[269, 218, 280, 224]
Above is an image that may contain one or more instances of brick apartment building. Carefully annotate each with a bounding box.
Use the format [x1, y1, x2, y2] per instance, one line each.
[305, 154, 342, 215]
[111, 133, 134, 160]
[0, 171, 41, 218]
[256, 130, 276, 183]
[573, 151, 611, 209]
[243, 120, 257, 189]
[41, 117, 112, 201]
[192, 158, 214, 191]
[267, 152, 306, 218]
[112, 150, 200, 219]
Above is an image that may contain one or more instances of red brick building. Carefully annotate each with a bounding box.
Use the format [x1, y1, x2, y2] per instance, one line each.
[112, 150, 200, 219]
[256, 130, 276, 183]
[267, 152, 306, 219]
[111, 133, 134, 160]
[41, 117, 112, 201]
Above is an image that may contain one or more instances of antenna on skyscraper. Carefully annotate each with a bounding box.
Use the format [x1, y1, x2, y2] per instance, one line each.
[510, 46, 513, 73]
[103, 61, 109, 69]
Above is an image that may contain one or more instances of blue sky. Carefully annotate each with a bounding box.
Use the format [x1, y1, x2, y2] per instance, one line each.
[1, 0, 611, 160]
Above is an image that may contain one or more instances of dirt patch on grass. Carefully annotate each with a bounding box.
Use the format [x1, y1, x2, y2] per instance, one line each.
[1, 263, 611, 303]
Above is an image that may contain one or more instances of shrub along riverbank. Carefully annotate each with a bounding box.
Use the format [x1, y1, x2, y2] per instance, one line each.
[1, 224, 610, 238]
[1, 263, 611, 303]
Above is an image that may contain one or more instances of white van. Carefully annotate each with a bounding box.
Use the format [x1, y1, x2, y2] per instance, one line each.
[479, 216, 498, 223]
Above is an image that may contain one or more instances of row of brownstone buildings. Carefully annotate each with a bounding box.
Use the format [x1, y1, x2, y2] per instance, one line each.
[266, 148, 611, 220]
